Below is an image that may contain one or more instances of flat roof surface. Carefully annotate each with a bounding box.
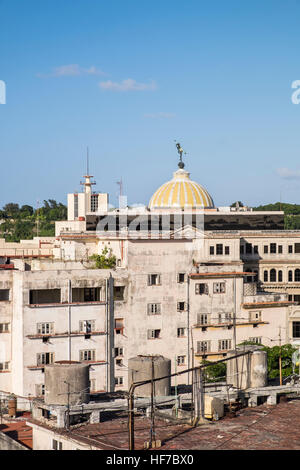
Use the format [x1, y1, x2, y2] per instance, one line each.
[29, 399, 300, 450]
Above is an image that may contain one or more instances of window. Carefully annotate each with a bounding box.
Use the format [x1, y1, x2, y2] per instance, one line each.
[240, 245, 245, 255]
[270, 243, 276, 254]
[197, 313, 210, 325]
[177, 355, 186, 365]
[148, 274, 161, 286]
[216, 244, 223, 255]
[249, 311, 262, 322]
[74, 194, 78, 219]
[218, 339, 232, 351]
[177, 327, 186, 337]
[278, 271, 283, 282]
[116, 359, 123, 366]
[0, 323, 9, 333]
[147, 303, 161, 315]
[295, 244, 300, 254]
[177, 273, 186, 283]
[195, 283, 208, 295]
[289, 270, 293, 282]
[225, 246, 230, 255]
[264, 271, 268, 282]
[197, 341, 211, 353]
[289, 295, 293, 301]
[52, 439, 62, 451]
[213, 282, 225, 294]
[114, 286, 125, 300]
[37, 352, 54, 366]
[114, 319, 124, 334]
[294, 295, 300, 304]
[246, 243, 252, 254]
[0, 362, 9, 371]
[80, 350, 96, 362]
[30, 289, 61, 305]
[254, 245, 258, 254]
[264, 246, 268, 254]
[177, 302, 187, 312]
[295, 269, 300, 282]
[35, 384, 45, 397]
[115, 377, 124, 386]
[249, 337, 262, 344]
[37, 322, 54, 335]
[289, 245, 293, 254]
[147, 329, 161, 339]
[79, 320, 95, 333]
[278, 245, 283, 254]
[114, 347, 124, 357]
[270, 269, 276, 282]
[218, 313, 232, 324]
[210, 246, 214, 255]
[293, 321, 300, 338]
[91, 194, 98, 212]
[72, 287, 101, 302]
[0, 289, 9, 301]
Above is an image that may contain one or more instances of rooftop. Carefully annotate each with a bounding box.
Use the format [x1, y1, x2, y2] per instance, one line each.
[27, 399, 300, 450]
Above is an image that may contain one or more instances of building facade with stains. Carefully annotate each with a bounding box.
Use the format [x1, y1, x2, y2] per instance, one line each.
[1, 154, 300, 397]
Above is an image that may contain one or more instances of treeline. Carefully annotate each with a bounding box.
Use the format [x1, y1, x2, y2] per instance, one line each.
[0, 200, 67, 242]
[252, 202, 300, 230]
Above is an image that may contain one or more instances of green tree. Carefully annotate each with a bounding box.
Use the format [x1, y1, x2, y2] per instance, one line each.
[230, 201, 244, 207]
[202, 360, 227, 382]
[3, 203, 20, 218]
[90, 247, 116, 269]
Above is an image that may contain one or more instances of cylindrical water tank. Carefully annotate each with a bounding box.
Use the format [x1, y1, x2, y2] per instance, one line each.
[128, 355, 171, 397]
[44, 361, 90, 405]
[226, 347, 268, 389]
[250, 350, 268, 388]
[8, 396, 17, 417]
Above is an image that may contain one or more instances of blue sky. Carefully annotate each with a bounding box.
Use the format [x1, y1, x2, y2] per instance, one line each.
[1, 0, 300, 209]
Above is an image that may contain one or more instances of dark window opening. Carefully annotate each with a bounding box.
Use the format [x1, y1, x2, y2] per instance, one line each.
[293, 321, 300, 338]
[225, 246, 230, 255]
[278, 245, 283, 254]
[30, 289, 61, 305]
[270, 243, 276, 254]
[72, 287, 101, 302]
[278, 270, 283, 282]
[114, 286, 125, 300]
[195, 283, 209, 295]
[246, 243, 252, 254]
[216, 244, 223, 255]
[270, 269, 276, 282]
[264, 246, 268, 254]
[264, 271, 268, 282]
[295, 269, 300, 282]
[295, 244, 300, 254]
[289, 245, 293, 254]
[289, 270, 293, 282]
[210, 246, 214, 255]
[0, 289, 9, 301]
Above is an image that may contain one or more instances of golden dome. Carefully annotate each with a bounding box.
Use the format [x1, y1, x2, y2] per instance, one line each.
[149, 169, 214, 209]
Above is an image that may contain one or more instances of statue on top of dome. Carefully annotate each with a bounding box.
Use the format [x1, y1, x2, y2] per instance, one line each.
[175, 141, 186, 169]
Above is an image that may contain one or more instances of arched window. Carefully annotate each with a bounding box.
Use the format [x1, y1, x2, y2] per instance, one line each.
[295, 269, 300, 282]
[270, 269, 276, 282]
[264, 270, 268, 282]
[289, 270, 293, 282]
[278, 270, 283, 282]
